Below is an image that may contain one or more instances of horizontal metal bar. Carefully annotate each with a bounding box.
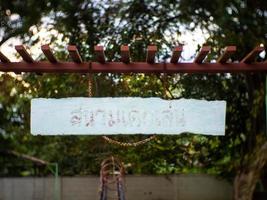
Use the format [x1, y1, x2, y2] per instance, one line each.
[194, 46, 211, 63]
[241, 46, 264, 63]
[121, 45, 130, 63]
[170, 46, 183, 63]
[0, 61, 267, 73]
[94, 46, 105, 63]
[146, 46, 157, 63]
[0, 51, 10, 63]
[41, 45, 57, 63]
[15, 45, 34, 63]
[68, 45, 83, 63]
[217, 46, 236, 63]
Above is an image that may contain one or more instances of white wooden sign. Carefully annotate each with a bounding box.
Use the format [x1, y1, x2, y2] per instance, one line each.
[31, 98, 226, 135]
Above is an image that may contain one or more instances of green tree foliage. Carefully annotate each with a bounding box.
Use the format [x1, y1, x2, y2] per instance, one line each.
[0, 0, 54, 45]
[178, 0, 267, 198]
[179, 0, 267, 166]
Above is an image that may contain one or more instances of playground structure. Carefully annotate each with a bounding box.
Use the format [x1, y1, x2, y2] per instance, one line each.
[1, 43, 266, 200]
[100, 156, 126, 200]
[0, 45, 266, 73]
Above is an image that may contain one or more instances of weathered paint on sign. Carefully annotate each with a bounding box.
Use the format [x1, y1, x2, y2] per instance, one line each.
[31, 98, 226, 135]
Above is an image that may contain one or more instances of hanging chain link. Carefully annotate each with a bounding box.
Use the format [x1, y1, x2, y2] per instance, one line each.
[87, 65, 156, 147]
[88, 73, 93, 97]
[88, 62, 93, 97]
[102, 135, 157, 147]
[162, 60, 169, 99]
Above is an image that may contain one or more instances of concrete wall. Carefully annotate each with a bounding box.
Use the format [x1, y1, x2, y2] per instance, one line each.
[0, 174, 232, 200]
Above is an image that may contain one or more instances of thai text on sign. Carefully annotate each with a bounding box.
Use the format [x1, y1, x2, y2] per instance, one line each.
[31, 98, 226, 135]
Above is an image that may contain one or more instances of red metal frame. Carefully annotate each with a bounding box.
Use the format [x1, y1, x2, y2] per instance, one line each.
[0, 44, 266, 73]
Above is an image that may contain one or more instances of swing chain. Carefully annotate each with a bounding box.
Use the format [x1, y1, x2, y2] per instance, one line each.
[88, 62, 93, 97]
[102, 135, 157, 147]
[88, 73, 93, 97]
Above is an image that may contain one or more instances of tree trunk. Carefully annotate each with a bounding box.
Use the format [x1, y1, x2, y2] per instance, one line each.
[234, 141, 267, 200]
[234, 171, 258, 200]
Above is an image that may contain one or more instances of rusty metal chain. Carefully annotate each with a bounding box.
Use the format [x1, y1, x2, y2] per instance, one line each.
[88, 73, 93, 97]
[102, 135, 157, 147]
[88, 62, 93, 97]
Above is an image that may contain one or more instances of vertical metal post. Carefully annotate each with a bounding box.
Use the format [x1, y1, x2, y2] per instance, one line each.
[54, 163, 60, 200]
[48, 163, 60, 200]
